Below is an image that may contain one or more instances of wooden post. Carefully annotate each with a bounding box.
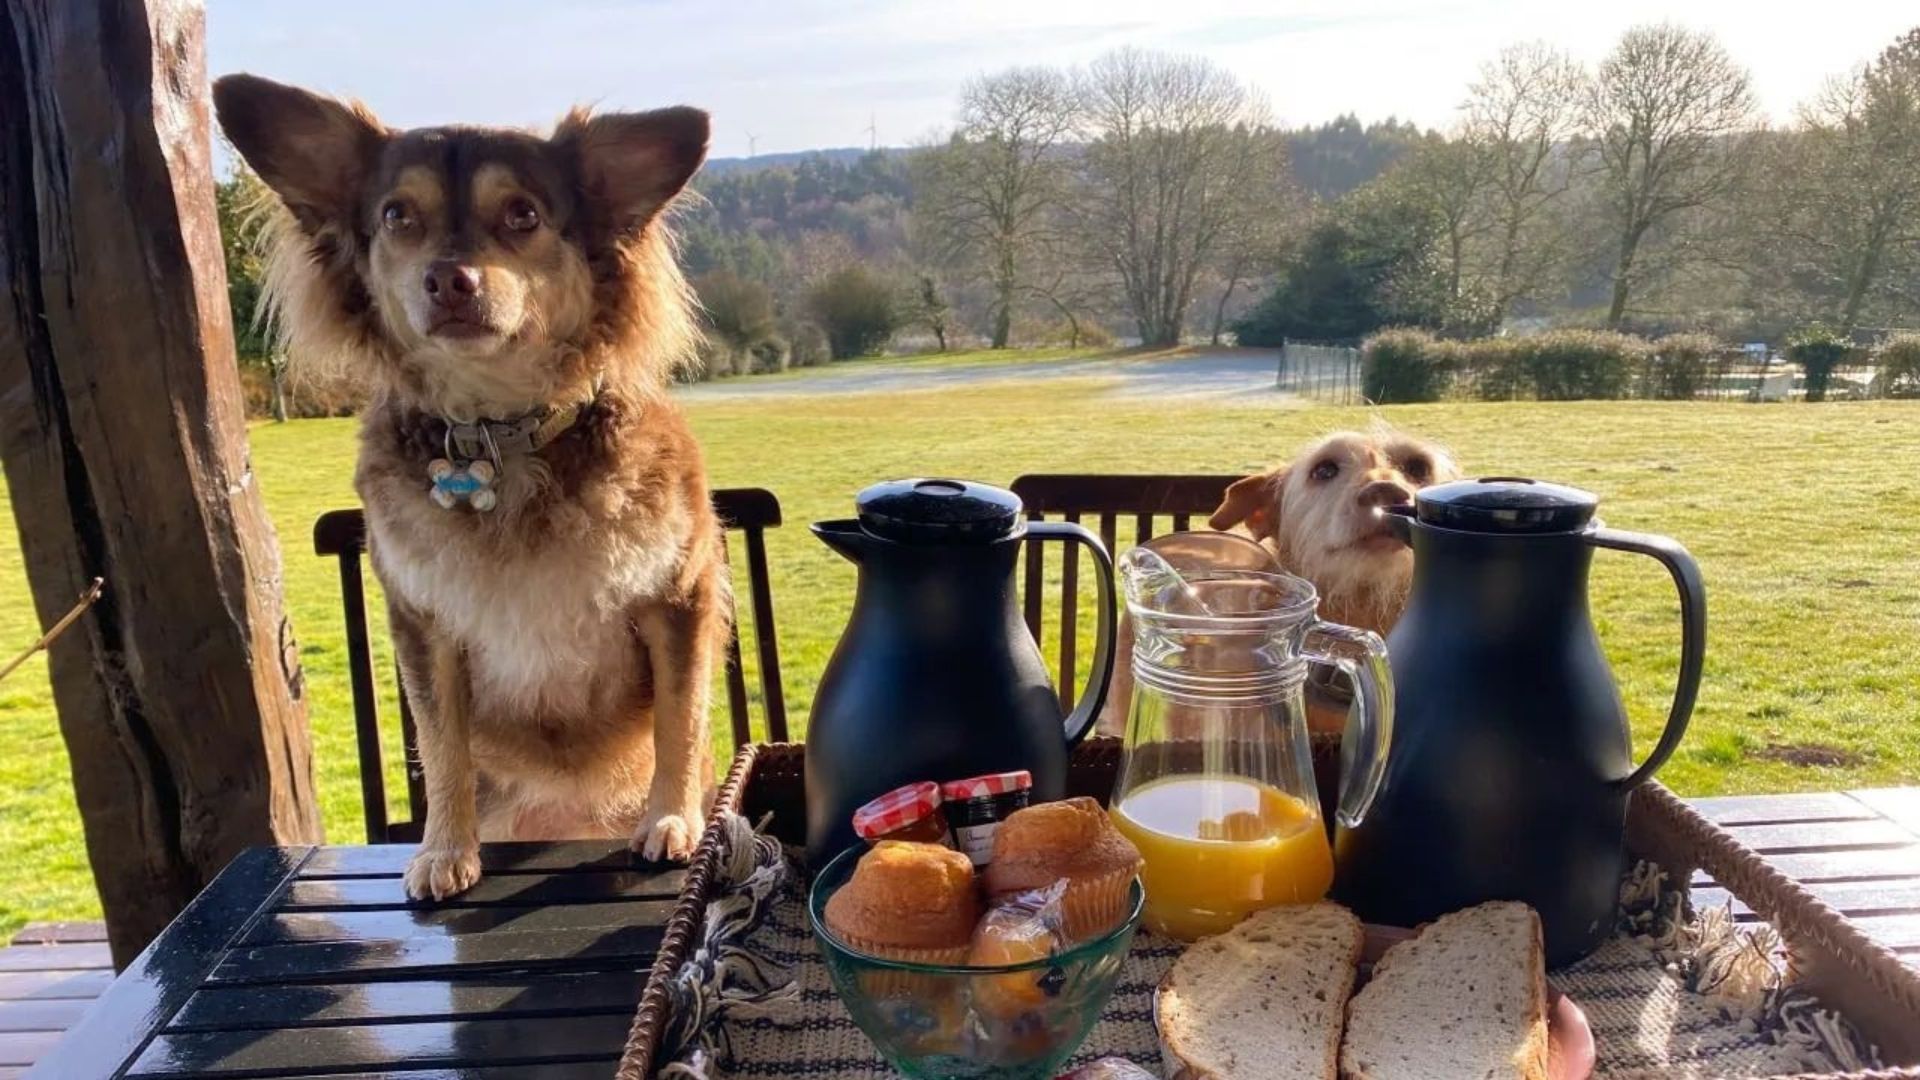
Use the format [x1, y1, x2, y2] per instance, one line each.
[0, 0, 323, 965]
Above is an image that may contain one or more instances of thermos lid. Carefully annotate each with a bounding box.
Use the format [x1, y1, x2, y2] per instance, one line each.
[855, 478, 1022, 544]
[1415, 477, 1598, 534]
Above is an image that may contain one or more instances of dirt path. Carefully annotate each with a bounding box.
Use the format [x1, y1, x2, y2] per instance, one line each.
[677, 349, 1300, 401]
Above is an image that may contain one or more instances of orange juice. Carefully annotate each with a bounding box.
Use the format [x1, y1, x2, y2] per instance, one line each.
[1110, 775, 1334, 940]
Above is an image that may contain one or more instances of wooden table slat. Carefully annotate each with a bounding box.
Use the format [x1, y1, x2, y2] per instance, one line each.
[1688, 792, 1882, 825]
[169, 973, 645, 1032]
[210, 925, 663, 986]
[1849, 788, 1920, 839]
[1716, 817, 1916, 853]
[22, 847, 309, 1079]
[128, 1013, 633, 1076]
[0, 944, 113, 973]
[1691, 844, 1920, 886]
[199, 1062, 619, 1079]
[0, 969, 115, 1002]
[283, 871, 683, 910]
[297, 843, 658, 879]
[244, 900, 675, 946]
[1694, 878, 1920, 920]
[0, 1001, 93, 1035]
[0, 1033, 60, 1069]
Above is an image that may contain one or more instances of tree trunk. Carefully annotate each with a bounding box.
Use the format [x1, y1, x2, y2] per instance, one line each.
[270, 361, 289, 423]
[0, 0, 322, 967]
[1605, 225, 1641, 329]
[1210, 274, 1242, 347]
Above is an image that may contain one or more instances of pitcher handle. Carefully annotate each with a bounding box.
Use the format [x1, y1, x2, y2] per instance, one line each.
[1301, 620, 1394, 828]
[1591, 527, 1707, 789]
[1024, 521, 1116, 747]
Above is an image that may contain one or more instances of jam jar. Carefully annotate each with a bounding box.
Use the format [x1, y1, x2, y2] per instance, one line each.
[851, 781, 952, 846]
[941, 770, 1034, 866]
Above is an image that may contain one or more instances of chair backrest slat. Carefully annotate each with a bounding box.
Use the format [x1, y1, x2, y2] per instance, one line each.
[316, 488, 787, 843]
[316, 511, 387, 841]
[1058, 511, 1081, 712]
[742, 526, 789, 742]
[1010, 475, 1246, 712]
[1021, 511, 1047, 644]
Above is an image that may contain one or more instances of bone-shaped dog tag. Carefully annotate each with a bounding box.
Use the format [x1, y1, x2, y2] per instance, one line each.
[427, 458, 498, 511]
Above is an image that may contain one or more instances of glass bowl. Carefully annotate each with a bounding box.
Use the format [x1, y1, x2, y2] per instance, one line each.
[809, 844, 1144, 1079]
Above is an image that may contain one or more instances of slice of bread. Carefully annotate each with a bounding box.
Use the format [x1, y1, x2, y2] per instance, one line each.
[1157, 903, 1364, 1080]
[1339, 901, 1549, 1080]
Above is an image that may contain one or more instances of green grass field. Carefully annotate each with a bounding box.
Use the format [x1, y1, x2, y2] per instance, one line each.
[3, 373, 1917, 938]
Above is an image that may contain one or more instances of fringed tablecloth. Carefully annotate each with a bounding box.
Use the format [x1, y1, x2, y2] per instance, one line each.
[654, 815, 1886, 1079]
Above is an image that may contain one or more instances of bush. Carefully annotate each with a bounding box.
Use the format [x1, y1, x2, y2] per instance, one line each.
[1361, 329, 1454, 403]
[786, 321, 832, 368]
[1786, 324, 1854, 403]
[807, 265, 899, 359]
[1878, 333, 1920, 398]
[238, 364, 362, 419]
[748, 336, 791, 375]
[1522, 330, 1643, 401]
[1460, 337, 1530, 401]
[694, 272, 777, 351]
[1645, 333, 1721, 401]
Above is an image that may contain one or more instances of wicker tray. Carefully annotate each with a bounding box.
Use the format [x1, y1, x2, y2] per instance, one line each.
[619, 738, 1920, 1079]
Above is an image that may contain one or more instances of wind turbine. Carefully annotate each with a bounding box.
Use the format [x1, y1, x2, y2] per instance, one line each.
[746, 132, 759, 158]
[865, 113, 877, 152]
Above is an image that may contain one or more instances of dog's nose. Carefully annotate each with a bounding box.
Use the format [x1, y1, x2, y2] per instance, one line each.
[424, 261, 481, 309]
[1356, 479, 1415, 509]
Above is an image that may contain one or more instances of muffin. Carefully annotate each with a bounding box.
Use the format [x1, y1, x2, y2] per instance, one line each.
[823, 840, 980, 965]
[985, 797, 1143, 941]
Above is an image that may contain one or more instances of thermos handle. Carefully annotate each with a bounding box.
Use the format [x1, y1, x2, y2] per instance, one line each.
[1301, 620, 1394, 828]
[1590, 528, 1707, 789]
[1024, 521, 1117, 748]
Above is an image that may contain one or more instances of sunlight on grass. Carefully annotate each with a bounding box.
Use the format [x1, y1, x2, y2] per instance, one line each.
[2, 384, 1916, 936]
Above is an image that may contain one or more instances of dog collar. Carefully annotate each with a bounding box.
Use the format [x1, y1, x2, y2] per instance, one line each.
[443, 403, 583, 462]
[426, 398, 590, 513]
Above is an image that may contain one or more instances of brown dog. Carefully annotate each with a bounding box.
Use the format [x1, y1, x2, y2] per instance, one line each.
[1208, 427, 1459, 638]
[1099, 427, 1459, 738]
[216, 76, 728, 900]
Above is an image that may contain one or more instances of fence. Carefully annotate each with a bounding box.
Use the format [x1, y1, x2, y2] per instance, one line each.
[1275, 342, 1362, 405]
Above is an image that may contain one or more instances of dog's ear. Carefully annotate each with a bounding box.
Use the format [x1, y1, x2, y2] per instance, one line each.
[213, 74, 386, 232]
[1209, 469, 1285, 540]
[556, 106, 709, 233]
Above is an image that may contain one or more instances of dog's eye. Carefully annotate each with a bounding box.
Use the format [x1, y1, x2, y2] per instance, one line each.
[1310, 460, 1339, 482]
[1403, 456, 1430, 482]
[381, 202, 415, 232]
[504, 199, 541, 232]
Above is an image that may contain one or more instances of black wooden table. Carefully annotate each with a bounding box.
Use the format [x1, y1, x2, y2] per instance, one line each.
[23, 790, 1920, 1077]
[25, 842, 682, 1079]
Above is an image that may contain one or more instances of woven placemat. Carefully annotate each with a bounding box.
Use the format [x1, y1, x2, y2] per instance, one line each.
[660, 831, 1885, 1079]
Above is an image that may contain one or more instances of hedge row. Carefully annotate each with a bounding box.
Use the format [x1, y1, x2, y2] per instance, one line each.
[1361, 329, 1720, 404]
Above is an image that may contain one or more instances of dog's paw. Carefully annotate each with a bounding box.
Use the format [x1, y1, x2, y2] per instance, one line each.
[631, 810, 699, 863]
[404, 845, 482, 901]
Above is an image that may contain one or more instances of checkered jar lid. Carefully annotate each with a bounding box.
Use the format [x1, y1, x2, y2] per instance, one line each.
[851, 781, 943, 839]
[940, 770, 1033, 801]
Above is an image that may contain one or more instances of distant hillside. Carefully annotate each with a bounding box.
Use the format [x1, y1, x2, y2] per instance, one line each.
[703, 146, 908, 176]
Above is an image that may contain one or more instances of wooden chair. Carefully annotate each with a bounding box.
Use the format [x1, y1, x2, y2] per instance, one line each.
[313, 487, 789, 843]
[1011, 474, 1244, 713]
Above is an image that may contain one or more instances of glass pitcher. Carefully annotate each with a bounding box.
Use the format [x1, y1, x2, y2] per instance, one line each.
[1110, 544, 1393, 941]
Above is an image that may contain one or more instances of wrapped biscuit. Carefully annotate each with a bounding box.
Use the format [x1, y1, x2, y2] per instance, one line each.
[968, 880, 1072, 1021]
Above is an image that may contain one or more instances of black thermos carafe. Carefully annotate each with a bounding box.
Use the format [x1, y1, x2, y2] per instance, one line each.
[1333, 478, 1706, 966]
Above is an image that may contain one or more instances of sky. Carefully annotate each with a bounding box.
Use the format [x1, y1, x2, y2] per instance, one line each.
[206, 0, 1918, 164]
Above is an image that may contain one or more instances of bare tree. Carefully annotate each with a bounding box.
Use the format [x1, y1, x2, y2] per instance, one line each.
[1584, 24, 1758, 328]
[1463, 42, 1586, 316]
[1393, 135, 1493, 307]
[914, 68, 1079, 348]
[1768, 29, 1920, 330]
[1073, 48, 1289, 348]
